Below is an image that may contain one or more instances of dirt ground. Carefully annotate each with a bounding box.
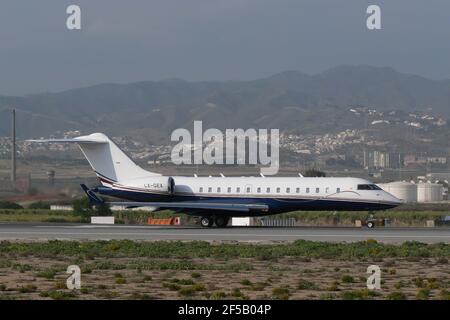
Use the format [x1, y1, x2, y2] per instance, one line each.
[0, 255, 449, 300]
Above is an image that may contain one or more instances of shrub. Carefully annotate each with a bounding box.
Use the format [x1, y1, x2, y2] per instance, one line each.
[18, 284, 37, 293]
[319, 293, 336, 300]
[72, 197, 93, 221]
[54, 281, 67, 290]
[210, 291, 227, 299]
[0, 201, 23, 209]
[413, 277, 425, 288]
[143, 275, 152, 282]
[240, 279, 252, 286]
[178, 287, 195, 297]
[297, 279, 319, 290]
[28, 201, 50, 209]
[394, 281, 405, 290]
[95, 202, 113, 216]
[36, 268, 57, 279]
[272, 287, 290, 300]
[340, 289, 378, 300]
[40, 290, 75, 300]
[387, 291, 407, 300]
[192, 284, 205, 292]
[326, 281, 340, 291]
[250, 282, 267, 291]
[80, 287, 89, 294]
[341, 275, 355, 283]
[416, 288, 430, 300]
[440, 289, 450, 300]
[191, 272, 201, 278]
[163, 283, 180, 291]
[172, 278, 194, 285]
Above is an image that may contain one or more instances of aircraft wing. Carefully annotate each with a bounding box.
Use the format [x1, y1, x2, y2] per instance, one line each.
[107, 201, 269, 213]
[80, 184, 268, 213]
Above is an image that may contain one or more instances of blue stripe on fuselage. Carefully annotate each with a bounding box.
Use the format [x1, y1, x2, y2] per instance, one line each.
[96, 186, 398, 213]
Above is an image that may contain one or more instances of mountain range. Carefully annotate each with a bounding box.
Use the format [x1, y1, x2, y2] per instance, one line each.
[1, 65, 449, 143]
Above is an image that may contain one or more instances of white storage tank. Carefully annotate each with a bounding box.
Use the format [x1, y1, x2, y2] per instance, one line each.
[378, 181, 417, 203]
[417, 182, 443, 203]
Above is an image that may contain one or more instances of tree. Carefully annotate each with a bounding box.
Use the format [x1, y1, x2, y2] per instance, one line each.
[95, 202, 112, 216]
[72, 197, 93, 222]
[72, 197, 112, 221]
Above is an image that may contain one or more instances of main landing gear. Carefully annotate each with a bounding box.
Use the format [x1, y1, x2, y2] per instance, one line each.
[200, 216, 230, 228]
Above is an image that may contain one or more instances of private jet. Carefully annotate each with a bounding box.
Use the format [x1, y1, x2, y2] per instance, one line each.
[30, 133, 402, 227]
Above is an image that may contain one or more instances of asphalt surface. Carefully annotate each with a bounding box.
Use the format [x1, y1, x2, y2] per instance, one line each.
[0, 223, 449, 243]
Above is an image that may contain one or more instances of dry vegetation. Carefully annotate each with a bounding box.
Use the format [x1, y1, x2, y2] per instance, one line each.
[0, 240, 449, 300]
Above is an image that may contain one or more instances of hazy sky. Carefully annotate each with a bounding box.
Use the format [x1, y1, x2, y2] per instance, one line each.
[1, 0, 449, 95]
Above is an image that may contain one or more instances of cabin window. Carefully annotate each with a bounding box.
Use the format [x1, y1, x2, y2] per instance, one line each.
[266, 187, 270, 193]
[357, 184, 382, 190]
[336, 188, 341, 193]
[286, 187, 290, 193]
[227, 187, 231, 193]
[306, 188, 310, 193]
[217, 187, 221, 193]
[276, 187, 280, 193]
[257, 187, 261, 193]
[208, 187, 212, 193]
[236, 187, 240, 193]
[325, 187, 329, 193]
[246, 187, 251, 193]
[199, 187, 203, 193]
[296, 187, 300, 193]
[316, 188, 320, 193]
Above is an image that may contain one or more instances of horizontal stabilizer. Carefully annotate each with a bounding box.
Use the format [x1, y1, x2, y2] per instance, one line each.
[27, 137, 108, 144]
[81, 184, 104, 205]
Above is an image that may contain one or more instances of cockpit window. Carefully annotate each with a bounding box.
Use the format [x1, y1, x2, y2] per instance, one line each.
[357, 184, 382, 190]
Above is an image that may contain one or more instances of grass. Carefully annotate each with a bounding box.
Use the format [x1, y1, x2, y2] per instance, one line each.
[40, 290, 76, 300]
[272, 287, 290, 300]
[341, 275, 355, 283]
[416, 288, 431, 300]
[0, 206, 448, 226]
[18, 284, 37, 293]
[1, 239, 448, 261]
[340, 289, 380, 300]
[36, 268, 58, 279]
[297, 279, 319, 290]
[387, 291, 407, 300]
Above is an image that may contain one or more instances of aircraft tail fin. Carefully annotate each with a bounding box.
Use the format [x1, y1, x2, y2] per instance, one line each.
[29, 133, 160, 184]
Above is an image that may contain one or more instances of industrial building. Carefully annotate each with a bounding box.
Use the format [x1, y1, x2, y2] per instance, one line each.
[378, 181, 445, 203]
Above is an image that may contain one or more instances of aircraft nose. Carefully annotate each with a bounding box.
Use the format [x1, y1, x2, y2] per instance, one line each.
[387, 192, 403, 205]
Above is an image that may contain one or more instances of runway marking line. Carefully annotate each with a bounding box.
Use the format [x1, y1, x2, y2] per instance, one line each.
[0, 231, 450, 239]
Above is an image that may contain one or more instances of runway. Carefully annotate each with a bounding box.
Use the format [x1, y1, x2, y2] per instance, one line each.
[0, 223, 449, 243]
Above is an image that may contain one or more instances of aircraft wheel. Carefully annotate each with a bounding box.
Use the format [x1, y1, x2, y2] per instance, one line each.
[200, 216, 213, 228]
[366, 221, 375, 229]
[214, 216, 229, 228]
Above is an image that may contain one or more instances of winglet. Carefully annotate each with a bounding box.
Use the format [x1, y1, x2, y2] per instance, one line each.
[80, 184, 104, 205]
